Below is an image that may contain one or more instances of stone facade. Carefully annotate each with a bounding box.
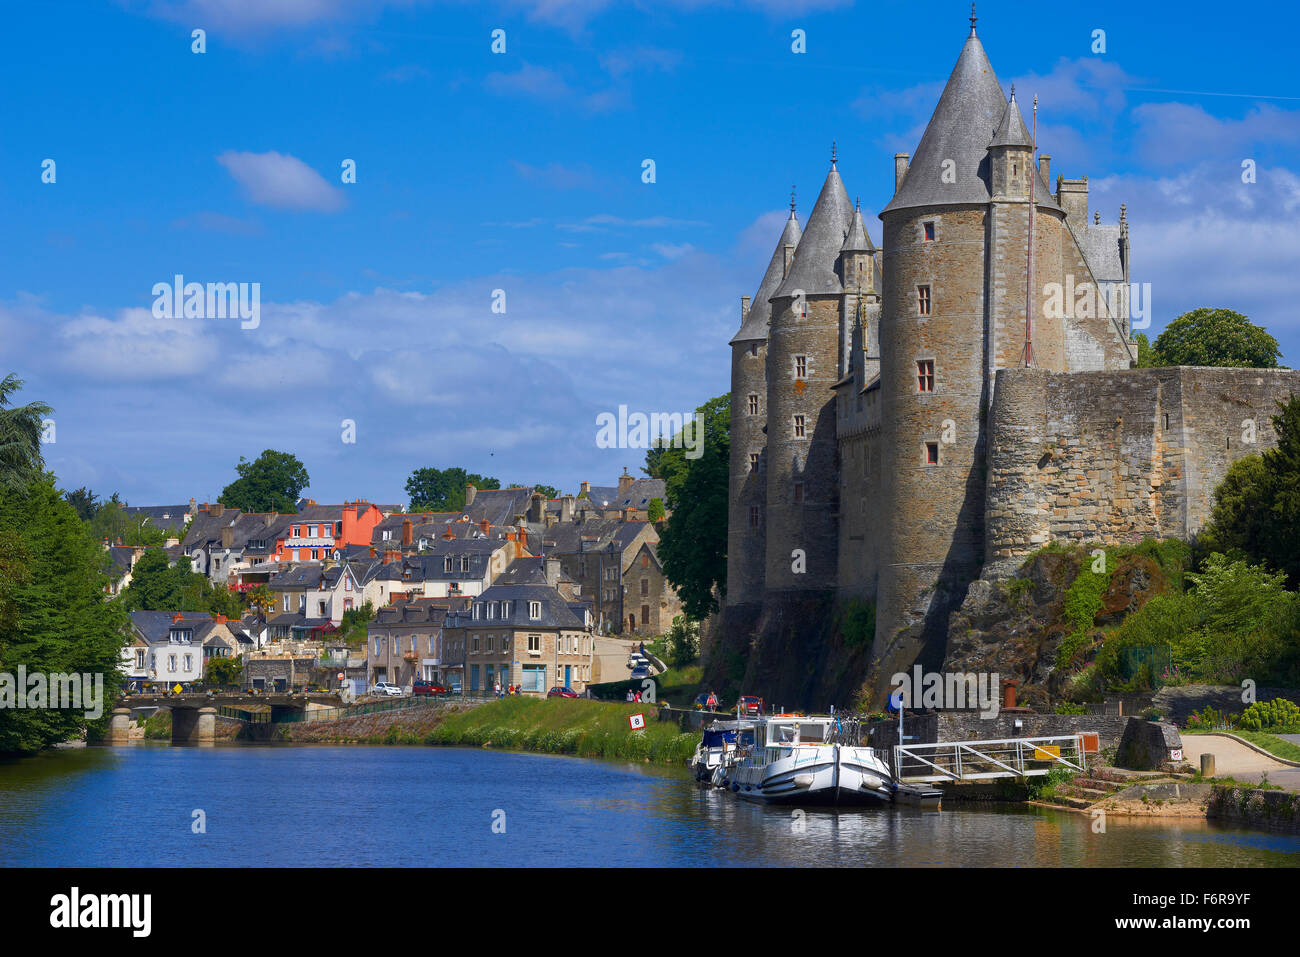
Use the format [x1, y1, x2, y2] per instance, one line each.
[721, 21, 1300, 706]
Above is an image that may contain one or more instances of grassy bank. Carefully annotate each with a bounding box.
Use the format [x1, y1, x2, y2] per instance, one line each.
[415, 698, 699, 764]
[1184, 728, 1300, 762]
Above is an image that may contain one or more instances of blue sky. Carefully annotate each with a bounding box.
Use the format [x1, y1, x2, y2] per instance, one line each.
[5, 0, 1300, 507]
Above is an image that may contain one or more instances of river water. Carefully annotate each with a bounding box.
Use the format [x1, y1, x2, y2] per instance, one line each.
[1, 744, 1296, 867]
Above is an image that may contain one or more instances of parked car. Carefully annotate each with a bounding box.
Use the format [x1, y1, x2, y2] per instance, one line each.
[370, 681, 403, 697]
[739, 695, 765, 716]
[629, 665, 651, 680]
[413, 679, 448, 696]
[547, 686, 579, 699]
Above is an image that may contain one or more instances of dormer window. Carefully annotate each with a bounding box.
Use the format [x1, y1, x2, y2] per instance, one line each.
[444, 556, 453, 573]
[529, 601, 542, 620]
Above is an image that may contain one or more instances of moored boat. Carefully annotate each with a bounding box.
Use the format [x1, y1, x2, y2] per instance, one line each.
[689, 719, 757, 782]
[727, 714, 893, 806]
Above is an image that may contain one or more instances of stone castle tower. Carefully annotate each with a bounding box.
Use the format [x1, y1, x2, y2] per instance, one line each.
[726, 17, 1137, 699]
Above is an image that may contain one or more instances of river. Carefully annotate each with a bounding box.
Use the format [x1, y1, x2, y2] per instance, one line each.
[1, 744, 1297, 867]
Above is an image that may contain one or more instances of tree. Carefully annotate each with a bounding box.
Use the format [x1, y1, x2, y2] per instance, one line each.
[0, 475, 127, 754]
[532, 484, 559, 499]
[220, 450, 309, 513]
[664, 615, 700, 666]
[122, 549, 243, 617]
[1200, 394, 1300, 585]
[204, 654, 243, 688]
[87, 500, 168, 547]
[0, 374, 52, 490]
[1146, 309, 1282, 369]
[652, 394, 729, 619]
[404, 467, 500, 512]
[64, 487, 101, 522]
[647, 497, 666, 522]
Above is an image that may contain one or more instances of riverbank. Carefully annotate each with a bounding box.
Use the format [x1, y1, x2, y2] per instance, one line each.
[272, 697, 698, 764]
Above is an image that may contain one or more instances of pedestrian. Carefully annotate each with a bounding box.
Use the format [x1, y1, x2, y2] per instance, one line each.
[634, 690, 642, 703]
[707, 691, 718, 709]
[626, 688, 635, 702]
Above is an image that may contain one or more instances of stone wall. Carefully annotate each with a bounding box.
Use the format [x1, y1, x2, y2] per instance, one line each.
[986, 366, 1300, 574]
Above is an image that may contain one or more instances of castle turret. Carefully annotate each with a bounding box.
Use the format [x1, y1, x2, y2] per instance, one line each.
[764, 153, 853, 593]
[727, 199, 801, 608]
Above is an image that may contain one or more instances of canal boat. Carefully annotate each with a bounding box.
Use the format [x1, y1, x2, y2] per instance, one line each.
[726, 714, 894, 806]
[689, 718, 757, 782]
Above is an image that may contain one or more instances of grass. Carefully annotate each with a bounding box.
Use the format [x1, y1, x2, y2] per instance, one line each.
[418, 697, 699, 764]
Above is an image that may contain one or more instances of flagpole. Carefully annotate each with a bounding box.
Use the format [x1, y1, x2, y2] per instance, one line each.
[1024, 94, 1038, 368]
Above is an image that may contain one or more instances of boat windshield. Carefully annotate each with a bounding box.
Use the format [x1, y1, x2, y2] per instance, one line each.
[770, 721, 829, 744]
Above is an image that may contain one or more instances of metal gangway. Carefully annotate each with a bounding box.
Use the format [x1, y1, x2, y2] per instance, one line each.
[893, 734, 1087, 783]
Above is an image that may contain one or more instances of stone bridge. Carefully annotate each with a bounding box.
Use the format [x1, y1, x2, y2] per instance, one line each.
[108, 693, 344, 745]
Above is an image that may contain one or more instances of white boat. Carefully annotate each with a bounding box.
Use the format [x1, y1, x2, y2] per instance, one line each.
[727, 714, 893, 806]
[689, 719, 757, 782]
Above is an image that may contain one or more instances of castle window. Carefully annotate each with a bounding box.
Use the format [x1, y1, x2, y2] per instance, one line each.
[793, 415, 806, 439]
[1163, 413, 1170, 430]
[923, 221, 935, 242]
[749, 452, 759, 471]
[748, 505, 760, 529]
[749, 343, 759, 357]
[793, 482, 804, 504]
[748, 393, 759, 415]
[925, 442, 940, 465]
[795, 355, 807, 378]
[917, 285, 932, 316]
[797, 299, 807, 319]
[917, 359, 935, 393]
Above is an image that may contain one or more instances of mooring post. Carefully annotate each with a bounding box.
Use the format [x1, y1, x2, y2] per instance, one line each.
[1201, 752, 1215, 778]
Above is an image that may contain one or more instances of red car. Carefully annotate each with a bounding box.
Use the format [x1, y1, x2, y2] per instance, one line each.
[547, 686, 579, 698]
[413, 680, 448, 696]
[739, 696, 764, 716]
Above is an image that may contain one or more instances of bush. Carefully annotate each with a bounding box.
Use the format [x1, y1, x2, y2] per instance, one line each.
[836, 599, 876, 648]
[1239, 698, 1300, 732]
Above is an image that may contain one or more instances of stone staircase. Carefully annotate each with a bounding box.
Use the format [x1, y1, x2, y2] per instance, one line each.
[1031, 765, 1193, 812]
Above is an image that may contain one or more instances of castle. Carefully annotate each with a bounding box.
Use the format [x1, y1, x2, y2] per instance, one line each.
[724, 18, 1300, 702]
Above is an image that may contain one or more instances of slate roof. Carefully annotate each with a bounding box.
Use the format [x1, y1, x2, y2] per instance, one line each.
[128, 610, 213, 645]
[121, 504, 191, 534]
[373, 600, 449, 628]
[774, 163, 854, 298]
[540, 518, 648, 556]
[731, 209, 802, 345]
[1077, 224, 1125, 283]
[990, 91, 1033, 148]
[880, 28, 1059, 216]
[840, 204, 874, 253]
[464, 487, 537, 526]
[269, 564, 326, 589]
[577, 478, 665, 509]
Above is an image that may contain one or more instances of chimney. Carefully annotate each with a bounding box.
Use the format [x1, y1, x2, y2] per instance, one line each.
[214, 614, 227, 625]
[622, 507, 634, 522]
[221, 527, 234, 549]
[560, 495, 575, 524]
[264, 512, 278, 527]
[188, 497, 197, 516]
[545, 557, 560, 590]
[369, 544, 376, 558]
[464, 484, 477, 507]
[741, 295, 750, 320]
[545, 512, 556, 528]
[1058, 176, 1089, 225]
[1038, 154, 1051, 192]
[214, 502, 224, 518]
[527, 493, 543, 523]
[894, 153, 910, 192]
[517, 522, 528, 544]
[402, 518, 413, 547]
[617, 469, 634, 497]
[442, 528, 456, 540]
[384, 549, 400, 564]
[580, 480, 591, 497]
[172, 613, 184, 623]
[479, 519, 491, 535]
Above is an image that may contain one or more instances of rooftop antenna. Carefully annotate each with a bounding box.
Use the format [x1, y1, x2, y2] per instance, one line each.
[1023, 93, 1038, 369]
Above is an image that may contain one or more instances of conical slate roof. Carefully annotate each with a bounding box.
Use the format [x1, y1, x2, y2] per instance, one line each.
[774, 164, 854, 298]
[840, 203, 874, 252]
[730, 209, 802, 344]
[880, 28, 1059, 215]
[990, 90, 1032, 148]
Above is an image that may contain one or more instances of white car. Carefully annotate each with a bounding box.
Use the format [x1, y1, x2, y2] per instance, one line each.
[370, 682, 403, 697]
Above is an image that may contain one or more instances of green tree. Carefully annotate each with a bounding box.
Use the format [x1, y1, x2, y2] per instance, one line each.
[664, 615, 700, 666]
[87, 500, 168, 547]
[220, 450, 310, 513]
[1134, 332, 1157, 369]
[405, 467, 500, 512]
[122, 549, 243, 617]
[1147, 308, 1282, 369]
[1200, 394, 1300, 584]
[0, 475, 127, 754]
[532, 484, 559, 499]
[647, 497, 666, 522]
[0, 374, 52, 490]
[204, 654, 243, 688]
[64, 487, 101, 522]
[652, 394, 729, 619]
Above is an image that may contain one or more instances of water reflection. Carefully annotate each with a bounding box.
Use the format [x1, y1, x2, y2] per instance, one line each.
[0, 746, 1295, 867]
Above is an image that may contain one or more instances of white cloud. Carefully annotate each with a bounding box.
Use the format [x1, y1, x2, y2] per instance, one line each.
[217, 151, 346, 212]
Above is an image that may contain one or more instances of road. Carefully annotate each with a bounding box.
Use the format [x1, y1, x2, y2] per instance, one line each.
[1180, 733, 1300, 791]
